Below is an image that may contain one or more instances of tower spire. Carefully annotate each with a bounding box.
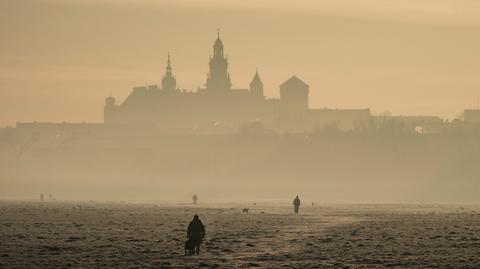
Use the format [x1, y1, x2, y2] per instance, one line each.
[206, 29, 231, 91]
[250, 69, 264, 99]
[162, 52, 176, 92]
[166, 52, 172, 74]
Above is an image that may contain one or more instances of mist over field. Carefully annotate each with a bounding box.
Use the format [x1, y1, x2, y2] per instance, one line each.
[1, 131, 479, 203]
[1, 0, 479, 203]
[1, 2, 480, 268]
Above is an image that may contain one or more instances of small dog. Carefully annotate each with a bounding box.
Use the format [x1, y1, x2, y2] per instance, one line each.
[242, 208, 249, 213]
[184, 239, 195, 256]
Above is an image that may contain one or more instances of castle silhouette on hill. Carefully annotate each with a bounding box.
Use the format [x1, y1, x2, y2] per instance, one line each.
[104, 30, 370, 133]
[7, 31, 480, 138]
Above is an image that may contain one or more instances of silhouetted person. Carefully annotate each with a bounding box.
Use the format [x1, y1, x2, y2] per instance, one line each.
[49, 194, 52, 201]
[187, 215, 205, 255]
[293, 195, 301, 214]
[40, 193, 44, 202]
[192, 194, 198, 204]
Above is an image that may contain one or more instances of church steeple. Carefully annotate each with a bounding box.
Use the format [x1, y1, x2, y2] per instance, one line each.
[213, 28, 224, 57]
[250, 70, 264, 99]
[162, 52, 177, 92]
[206, 29, 232, 92]
[166, 53, 172, 75]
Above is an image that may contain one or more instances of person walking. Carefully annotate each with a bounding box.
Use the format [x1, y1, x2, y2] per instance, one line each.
[187, 215, 205, 255]
[293, 195, 301, 214]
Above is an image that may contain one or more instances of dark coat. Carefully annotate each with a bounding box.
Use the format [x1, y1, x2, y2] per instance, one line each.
[187, 219, 205, 243]
[293, 197, 301, 207]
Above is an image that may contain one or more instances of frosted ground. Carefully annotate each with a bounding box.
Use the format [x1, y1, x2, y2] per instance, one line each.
[1, 201, 480, 268]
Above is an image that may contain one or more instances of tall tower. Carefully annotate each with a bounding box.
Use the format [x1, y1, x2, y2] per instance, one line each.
[104, 94, 117, 124]
[206, 29, 232, 92]
[162, 53, 177, 92]
[250, 70, 264, 99]
[280, 76, 309, 112]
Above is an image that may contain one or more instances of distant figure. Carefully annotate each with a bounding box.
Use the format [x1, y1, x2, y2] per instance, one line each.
[192, 194, 198, 204]
[49, 194, 52, 201]
[242, 208, 249, 213]
[186, 215, 205, 255]
[293, 195, 301, 214]
[312, 202, 314, 207]
[40, 193, 44, 202]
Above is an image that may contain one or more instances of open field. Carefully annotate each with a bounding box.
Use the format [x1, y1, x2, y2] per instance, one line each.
[1, 201, 480, 268]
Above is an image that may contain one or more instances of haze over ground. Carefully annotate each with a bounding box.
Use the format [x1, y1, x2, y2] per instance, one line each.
[2, 4, 480, 268]
[1, 0, 480, 126]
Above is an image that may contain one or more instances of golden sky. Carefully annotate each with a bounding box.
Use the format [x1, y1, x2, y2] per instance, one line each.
[1, 0, 480, 125]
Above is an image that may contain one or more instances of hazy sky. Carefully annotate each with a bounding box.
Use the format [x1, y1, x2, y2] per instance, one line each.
[1, 0, 480, 125]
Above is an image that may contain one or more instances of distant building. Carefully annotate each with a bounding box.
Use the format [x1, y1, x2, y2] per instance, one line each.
[249, 71, 264, 100]
[370, 115, 443, 134]
[463, 109, 480, 123]
[422, 110, 480, 134]
[103, 31, 371, 133]
[377, 115, 443, 125]
[310, 108, 371, 132]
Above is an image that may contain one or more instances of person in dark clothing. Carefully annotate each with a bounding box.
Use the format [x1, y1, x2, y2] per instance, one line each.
[192, 194, 198, 204]
[293, 195, 301, 214]
[187, 215, 205, 255]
